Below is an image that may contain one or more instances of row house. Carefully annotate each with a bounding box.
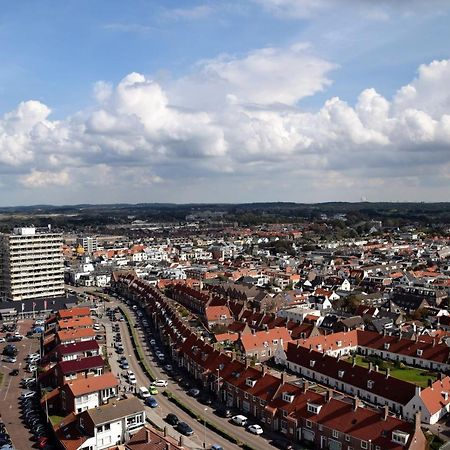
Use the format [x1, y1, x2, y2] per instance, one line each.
[41, 355, 105, 388]
[54, 397, 145, 450]
[60, 372, 120, 414]
[113, 274, 426, 447]
[56, 327, 96, 346]
[236, 327, 293, 362]
[49, 340, 100, 362]
[57, 316, 94, 331]
[279, 343, 450, 425]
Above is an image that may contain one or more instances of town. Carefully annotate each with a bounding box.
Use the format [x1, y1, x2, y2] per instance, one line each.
[0, 203, 449, 450]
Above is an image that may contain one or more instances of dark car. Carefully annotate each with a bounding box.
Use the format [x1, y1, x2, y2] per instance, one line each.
[271, 439, 294, 450]
[215, 406, 232, 418]
[166, 413, 179, 426]
[9, 369, 19, 376]
[2, 344, 18, 356]
[188, 388, 200, 397]
[176, 421, 194, 436]
[199, 394, 213, 405]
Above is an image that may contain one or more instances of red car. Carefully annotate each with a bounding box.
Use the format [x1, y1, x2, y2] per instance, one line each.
[38, 437, 49, 448]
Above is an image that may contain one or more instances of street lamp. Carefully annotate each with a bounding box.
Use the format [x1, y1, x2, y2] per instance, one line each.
[203, 407, 207, 449]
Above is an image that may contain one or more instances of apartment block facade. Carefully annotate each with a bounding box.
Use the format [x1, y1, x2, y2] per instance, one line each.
[0, 227, 64, 301]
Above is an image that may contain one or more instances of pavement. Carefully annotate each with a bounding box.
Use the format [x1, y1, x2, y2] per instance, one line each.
[0, 319, 41, 450]
[100, 308, 235, 450]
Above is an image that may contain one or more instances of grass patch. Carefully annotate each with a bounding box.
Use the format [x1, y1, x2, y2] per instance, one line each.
[49, 415, 65, 426]
[350, 356, 437, 388]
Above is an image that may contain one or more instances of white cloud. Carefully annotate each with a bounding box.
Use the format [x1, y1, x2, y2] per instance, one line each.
[1, 53, 450, 201]
[19, 169, 70, 188]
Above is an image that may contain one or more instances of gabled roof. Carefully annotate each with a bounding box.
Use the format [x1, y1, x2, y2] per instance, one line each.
[285, 344, 417, 406]
[65, 372, 118, 397]
[58, 355, 105, 375]
[56, 340, 100, 356]
[420, 376, 450, 414]
[239, 327, 292, 352]
[58, 316, 94, 330]
[83, 396, 144, 426]
[57, 328, 96, 342]
[58, 307, 91, 320]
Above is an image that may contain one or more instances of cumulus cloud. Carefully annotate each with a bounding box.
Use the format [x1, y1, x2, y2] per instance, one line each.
[1, 50, 450, 202]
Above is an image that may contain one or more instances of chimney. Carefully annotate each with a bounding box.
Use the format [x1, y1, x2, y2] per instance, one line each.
[302, 380, 309, 393]
[163, 426, 168, 437]
[375, 365, 379, 372]
[309, 344, 313, 353]
[352, 396, 358, 411]
[382, 405, 389, 421]
[368, 362, 373, 372]
[261, 365, 266, 375]
[179, 435, 184, 447]
[326, 389, 333, 402]
[281, 371, 286, 385]
[432, 338, 436, 347]
[251, 329, 256, 335]
[428, 378, 433, 389]
[385, 368, 390, 379]
[415, 385, 421, 397]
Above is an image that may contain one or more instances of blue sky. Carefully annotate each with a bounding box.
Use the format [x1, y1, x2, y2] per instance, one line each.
[1, 0, 450, 205]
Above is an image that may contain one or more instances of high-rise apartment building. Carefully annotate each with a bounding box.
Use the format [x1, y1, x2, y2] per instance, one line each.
[76, 236, 98, 254]
[0, 227, 64, 301]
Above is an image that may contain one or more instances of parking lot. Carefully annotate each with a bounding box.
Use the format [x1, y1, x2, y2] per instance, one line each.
[0, 319, 42, 450]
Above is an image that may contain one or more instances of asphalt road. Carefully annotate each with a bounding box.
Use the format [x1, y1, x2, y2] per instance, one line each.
[0, 319, 40, 450]
[110, 298, 280, 450]
[100, 308, 238, 450]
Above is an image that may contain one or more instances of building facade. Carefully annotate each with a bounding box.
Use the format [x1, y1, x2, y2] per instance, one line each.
[0, 227, 64, 301]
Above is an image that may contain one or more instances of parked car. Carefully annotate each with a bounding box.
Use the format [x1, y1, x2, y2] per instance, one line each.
[20, 391, 37, 399]
[3, 356, 17, 363]
[145, 396, 158, 408]
[165, 413, 179, 426]
[148, 386, 159, 395]
[152, 379, 168, 387]
[9, 369, 19, 376]
[188, 388, 200, 397]
[270, 438, 294, 450]
[247, 424, 263, 435]
[231, 415, 248, 426]
[211, 445, 224, 450]
[176, 422, 194, 436]
[216, 407, 232, 418]
[139, 387, 150, 399]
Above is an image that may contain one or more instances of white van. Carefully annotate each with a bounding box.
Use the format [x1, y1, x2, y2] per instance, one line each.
[139, 386, 150, 399]
[231, 415, 248, 426]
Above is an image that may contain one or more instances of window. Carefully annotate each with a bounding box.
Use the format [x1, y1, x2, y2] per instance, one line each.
[333, 430, 339, 439]
[306, 420, 312, 428]
[310, 360, 316, 368]
[346, 435, 350, 442]
[367, 380, 374, 389]
[104, 423, 110, 431]
[307, 403, 322, 414]
[361, 442, 367, 449]
[282, 410, 287, 418]
[282, 393, 295, 403]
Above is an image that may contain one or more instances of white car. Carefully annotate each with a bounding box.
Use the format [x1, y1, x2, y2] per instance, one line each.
[34, 320, 45, 326]
[27, 353, 39, 360]
[247, 424, 264, 435]
[21, 390, 37, 399]
[152, 379, 168, 387]
[127, 371, 137, 384]
[4, 356, 17, 363]
[0, 337, 5, 343]
[93, 324, 100, 331]
[231, 415, 248, 426]
[27, 364, 37, 372]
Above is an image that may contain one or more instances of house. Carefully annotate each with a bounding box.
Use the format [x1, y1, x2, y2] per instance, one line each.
[54, 396, 145, 450]
[204, 305, 233, 329]
[56, 328, 96, 346]
[236, 327, 293, 362]
[49, 340, 101, 362]
[57, 307, 92, 321]
[125, 426, 183, 450]
[41, 355, 105, 387]
[60, 372, 120, 414]
[57, 316, 94, 331]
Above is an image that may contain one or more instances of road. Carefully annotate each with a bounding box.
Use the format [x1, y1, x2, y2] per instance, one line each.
[100, 308, 238, 450]
[0, 319, 40, 450]
[110, 298, 282, 450]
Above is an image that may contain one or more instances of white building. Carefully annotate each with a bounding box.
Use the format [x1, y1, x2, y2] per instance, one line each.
[76, 236, 98, 254]
[0, 227, 64, 301]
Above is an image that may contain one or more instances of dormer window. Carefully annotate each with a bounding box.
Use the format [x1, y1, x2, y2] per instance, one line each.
[310, 360, 316, 368]
[384, 343, 390, 350]
[246, 378, 257, 388]
[307, 402, 322, 414]
[442, 392, 449, 401]
[273, 339, 278, 345]
[282, 392, 295, 403]
[367, 380, 374, 389]
[417, 349, 423, 357]
[317, 344, 322, 351]
[338, 370, 345, 378]
[336, 340, 342, 347]
[392, 431, 410, 445]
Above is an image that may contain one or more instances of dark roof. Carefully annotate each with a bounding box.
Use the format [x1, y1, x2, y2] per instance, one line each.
[0, 295, 77, 313]
[84, 396, 144, 426]
[285, 344, 417, 406]
[58, 355, 104, 374]
[56, 340, 100, 356]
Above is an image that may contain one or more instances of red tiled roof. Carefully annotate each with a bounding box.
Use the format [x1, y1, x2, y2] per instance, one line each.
[239, 328, 293, 352]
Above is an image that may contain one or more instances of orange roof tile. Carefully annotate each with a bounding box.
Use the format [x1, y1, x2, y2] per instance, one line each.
[66, 372, 119, 397]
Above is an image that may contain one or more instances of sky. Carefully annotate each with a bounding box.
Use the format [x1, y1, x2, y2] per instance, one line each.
[1, 0, 450, 206]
